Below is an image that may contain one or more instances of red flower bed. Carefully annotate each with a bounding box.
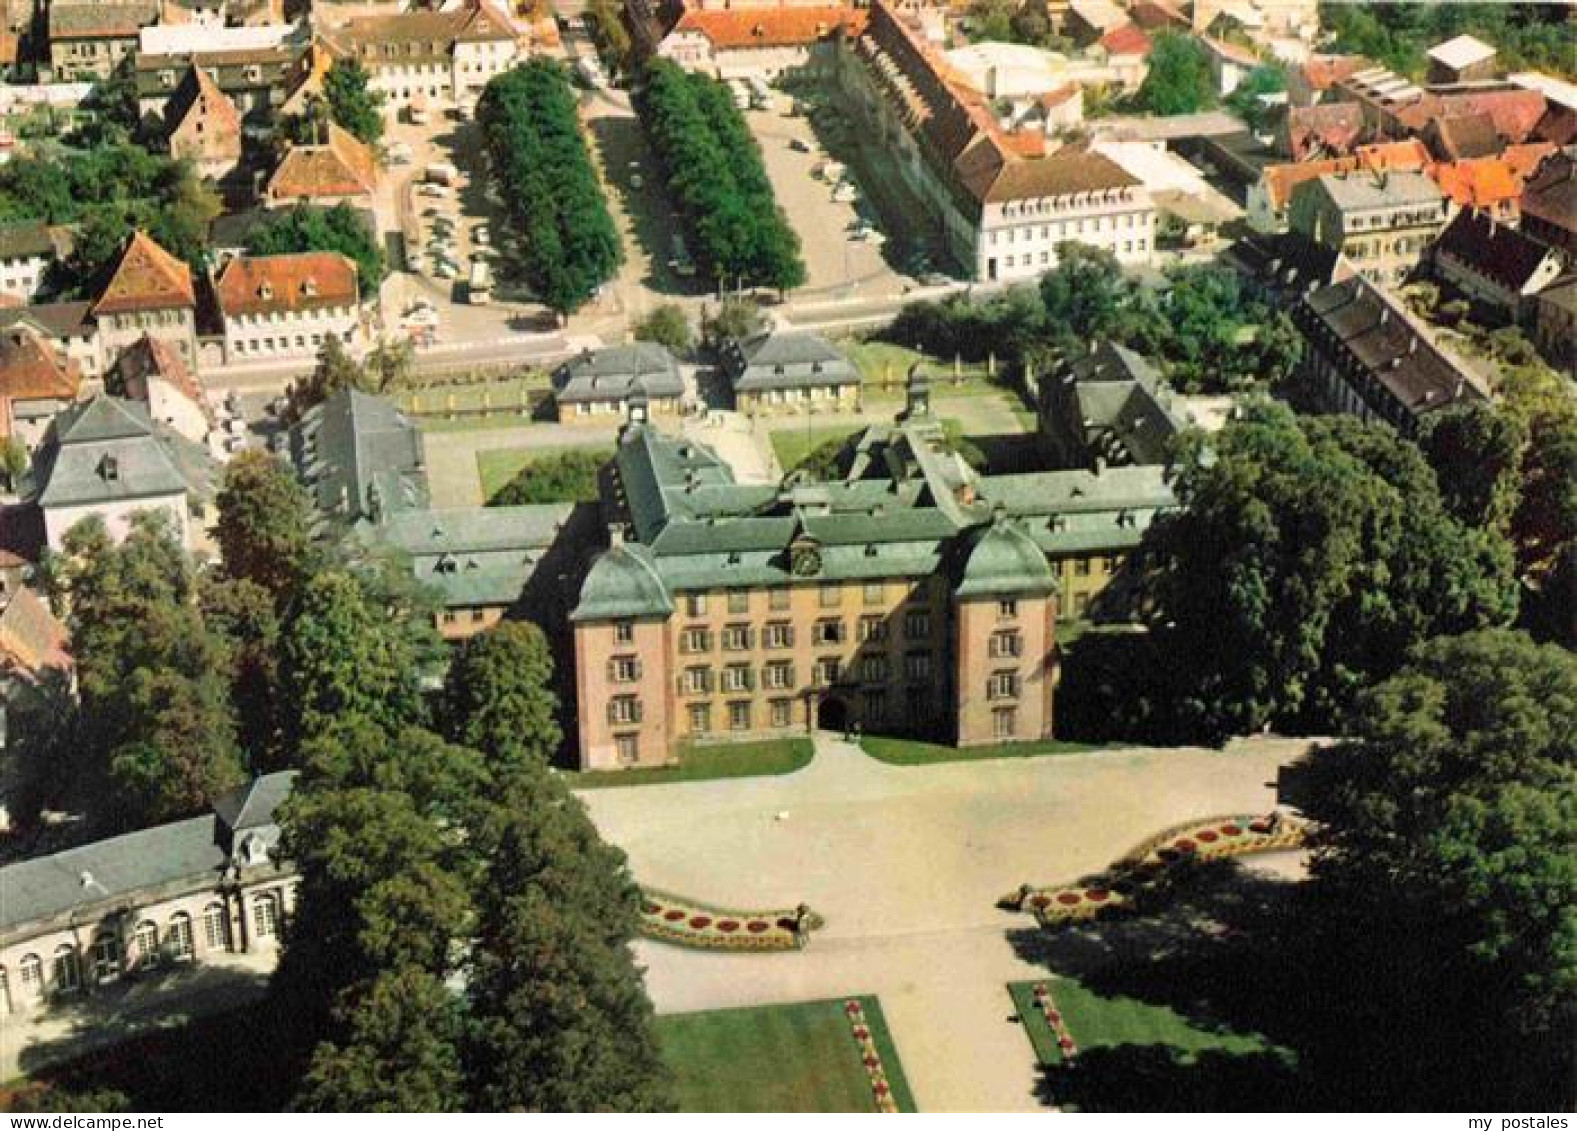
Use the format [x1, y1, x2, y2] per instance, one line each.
[637, 888, 819, 952]
[844, 1000, 900, 1112]
[1220, 824, 1242, 835]
[747, 920, 770, 934]
[688, 915, 712, 929]
[663, 910, 686, 922]
[1086, 888, 1110, 902]
[1056, 892, 1081, 905]
[1196, 830, 1219, 843]
[717, 920, 739, 933]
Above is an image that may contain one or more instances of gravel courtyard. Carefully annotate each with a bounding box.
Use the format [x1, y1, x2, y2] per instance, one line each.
[580, 734, 1313, 1111]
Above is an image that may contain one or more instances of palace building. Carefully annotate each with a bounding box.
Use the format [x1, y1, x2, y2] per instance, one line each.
[571, 377, 1174, 770]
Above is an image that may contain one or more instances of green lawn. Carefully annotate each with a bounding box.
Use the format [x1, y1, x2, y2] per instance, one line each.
[1009, 978, 1279, 1069]
[840, 339, 992, 389]
[476, 445, 612, 501]
[861, 734, 1100, 765]
[565, 738, 814, 789]
[768, 424, 863, 474]
[657, 997, 916, 1112]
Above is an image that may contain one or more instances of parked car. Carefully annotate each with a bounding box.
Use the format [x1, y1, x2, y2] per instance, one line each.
[424, 162, 461, 186]
[472, 224, 489, 245]
[386, 141, 413, 164]
[789, 137, 813, 153]
[831, 182, 858, 203]
[417, 183, 452, 199]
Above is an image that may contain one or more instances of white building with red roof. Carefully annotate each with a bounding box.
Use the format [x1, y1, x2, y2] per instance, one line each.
[91, 231, 199, 369]
[213, 251, 362, 365]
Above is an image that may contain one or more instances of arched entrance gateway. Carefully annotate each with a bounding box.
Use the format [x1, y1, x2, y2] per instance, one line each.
[815, 695, 850, 734]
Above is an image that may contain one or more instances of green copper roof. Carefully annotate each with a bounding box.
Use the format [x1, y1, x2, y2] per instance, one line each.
[956, 519, 1055, 598]
[571, 542, 673, 622]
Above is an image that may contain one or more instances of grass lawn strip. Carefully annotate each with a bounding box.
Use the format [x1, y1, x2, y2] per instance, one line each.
[861, 734, 1101, 765]
[474, 445, 612, 502]
[1007, 977, 1281, 1093]
[656, 997, 916, 1112]
[565, 738, 813, 789]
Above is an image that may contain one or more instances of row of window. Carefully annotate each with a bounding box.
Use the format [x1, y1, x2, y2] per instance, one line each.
[232, 331, 336, 357]
[678, 651, 939, 696]
[997, 239, 1148, 272]
[989, 212, 1149, 246]
[678, 611, 937, 655]
[1, 893, 281, 1008]
[677, 581, 910, 618]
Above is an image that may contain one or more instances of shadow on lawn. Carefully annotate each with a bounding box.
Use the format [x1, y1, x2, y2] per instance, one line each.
[1008, 862, 1350, 1110]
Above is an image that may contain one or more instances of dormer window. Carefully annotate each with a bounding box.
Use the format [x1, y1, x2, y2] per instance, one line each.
[99, 454, 119, 482]
[258, 281, 274, 300]
[161, 70, 175, 87]
[301, 278, 318, 298]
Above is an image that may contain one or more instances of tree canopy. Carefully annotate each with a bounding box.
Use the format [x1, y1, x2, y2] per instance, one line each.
[477, 61, 622, 315]
[1135, 33, 1218, 116]
[1296, 630, 1576, 1107]
[245, 204, 387, 298]
[323, 60, 386, 145]
[633, 303, 692, 352]
[440, 621, 563, 768]
[1133, 402, 1518, 740]
[486, 449, 605, 506]
[1325, 2, 1576, 79]
[637, 60, 806, 294]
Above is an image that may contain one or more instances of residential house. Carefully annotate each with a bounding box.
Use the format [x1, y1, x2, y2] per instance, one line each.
[324, 0, 522, 109]
[1129, 0, 1187, 33]
[214, 251, 361, 365]
[1247, 138, 1431, 233]
[163, 66, 245, 183]
[1094, 139, 1242, 246]
[1093, 23, 1152, 90]
[263, 123, 379, 208]
[1430, 146, 1555, 225]
[158, 0, 285, 26]
[1201, 36, 1258, 97]
[47, 2, 158, 81]
[1037, 340, 1184, 471]
[110, 334, 216, 448]
[1282, 102, 1365, 161]
[0, 221, 63, 303]
[1390, 88, 1548, 148]
[0, 303, 102, 383]
[1425, 34, 1497, 86]
[1065, 0, 1128, 47]
[552, 344, 685, 424]
[1421, 112, 1501, 162]
[29, 395, 219, 553]
[0, 328, 81, 450]
[639, 0, 865, 79]
[1288, 169, 1448, 287]
[1520, 151, 1577, 257]
[1430, 209, 1565, 322]
[135, 33, 303, 129]
[1532, 276, 1577, 368]
[1223, 229, 1347, 305]
[0, 773, 298, 1016]
[721, 330, 860, 415]
[1293, 273, 1483, 439]
[90, 232, 200, 367]
[1286, 53, 1369, 107]
[839, 0, 1156, 283]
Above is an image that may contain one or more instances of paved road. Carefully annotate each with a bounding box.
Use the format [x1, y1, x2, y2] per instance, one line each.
[582, 734, 1312, 1112]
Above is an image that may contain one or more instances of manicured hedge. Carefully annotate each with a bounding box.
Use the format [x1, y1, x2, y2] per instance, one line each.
[477, 61, 622, 314]
[635, 60, 805, 293]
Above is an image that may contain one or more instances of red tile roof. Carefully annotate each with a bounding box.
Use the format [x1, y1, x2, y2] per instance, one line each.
[92, 231, 195, 316]
[265, 123, 378, 202]
[1300, 54, 1370, 92]
[668, 3, 865, 50]
[115, 333, 214, 427]
[1262, 139, 1432, 210]
[215, 251, 359, 318]
[0, 585, 71, 678]
[1395, 89, 1548, 144]
[0, 326, 81, 403]
[1098, 23, 1151, 58]
[1286, 102, 1366, 161]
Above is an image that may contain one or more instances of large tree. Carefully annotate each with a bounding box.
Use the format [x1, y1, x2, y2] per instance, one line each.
[215, 450, 317, 604]
[323, 59, 386, 145]
[477, 61, 622, 316]
[1135, 32, 1218, 116]
[245, 204, 387, 298]
[440, 621, 562, 767]
[1297, 630, 1576, 1107]
[1140, 401, 1518, 739]
[278, 571, 429, 747]
[465, 766, 673, 1111]
[46, 514, 244, 828]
